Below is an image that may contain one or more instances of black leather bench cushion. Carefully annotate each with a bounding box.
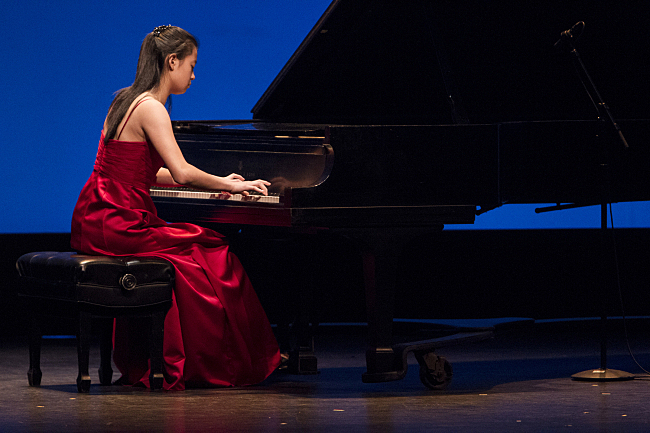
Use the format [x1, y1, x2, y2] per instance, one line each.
[16, 252, 174, 308]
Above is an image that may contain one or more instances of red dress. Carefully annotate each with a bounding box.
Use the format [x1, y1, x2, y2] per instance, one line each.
[71, 121, 280, 390]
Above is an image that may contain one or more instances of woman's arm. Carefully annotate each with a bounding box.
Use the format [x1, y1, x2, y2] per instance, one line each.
[142, 100, 270, 195]
[155, 167, 178, 186]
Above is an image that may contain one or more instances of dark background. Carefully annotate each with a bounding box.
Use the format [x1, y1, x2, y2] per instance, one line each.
[3, 228, 649, 336]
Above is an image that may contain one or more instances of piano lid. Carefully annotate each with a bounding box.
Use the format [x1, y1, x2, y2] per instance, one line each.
[252, 0, 650, 125]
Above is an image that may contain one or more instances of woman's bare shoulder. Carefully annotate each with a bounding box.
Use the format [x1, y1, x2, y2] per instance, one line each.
[136, 98, 171, 128]
[107, 93, 168, 141]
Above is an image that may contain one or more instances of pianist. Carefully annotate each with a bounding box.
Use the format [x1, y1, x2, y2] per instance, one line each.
[71, 25, 281, 390]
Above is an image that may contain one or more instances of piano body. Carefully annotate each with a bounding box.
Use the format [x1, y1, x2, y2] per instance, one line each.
[152, 0, 650, 388]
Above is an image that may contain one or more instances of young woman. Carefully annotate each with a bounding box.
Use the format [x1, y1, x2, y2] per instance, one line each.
[71, 25, 281, 390]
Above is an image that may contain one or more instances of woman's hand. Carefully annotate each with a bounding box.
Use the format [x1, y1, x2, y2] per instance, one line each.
[224, 173, 271, 196]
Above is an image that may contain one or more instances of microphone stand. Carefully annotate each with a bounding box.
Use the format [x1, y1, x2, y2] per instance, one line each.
[541, 24, 633, 381]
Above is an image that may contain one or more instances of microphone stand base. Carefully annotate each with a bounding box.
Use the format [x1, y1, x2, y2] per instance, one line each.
[571, 368, 635, 382]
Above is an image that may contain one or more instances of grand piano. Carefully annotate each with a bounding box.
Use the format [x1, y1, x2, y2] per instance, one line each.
[152, 0, 650, 388]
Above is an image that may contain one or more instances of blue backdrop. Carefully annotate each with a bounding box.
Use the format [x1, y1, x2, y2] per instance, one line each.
[2, 0, 648, 233]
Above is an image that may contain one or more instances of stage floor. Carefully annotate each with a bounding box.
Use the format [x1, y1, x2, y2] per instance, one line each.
[1, 319, 650, 432]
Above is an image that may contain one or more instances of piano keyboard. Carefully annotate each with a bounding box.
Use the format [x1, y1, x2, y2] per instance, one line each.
[150, 187, 281, 204]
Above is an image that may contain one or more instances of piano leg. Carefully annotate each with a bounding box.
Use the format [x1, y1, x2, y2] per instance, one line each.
[359, 229, 402, 382]
[358, 226, 493, 387]
[284, 234, 318, 374]
[287, 283, 318, 374]
[357, 227, 439, 383]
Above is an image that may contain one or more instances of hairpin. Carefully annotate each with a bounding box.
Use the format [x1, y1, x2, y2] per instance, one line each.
[153, 25, 173, 37]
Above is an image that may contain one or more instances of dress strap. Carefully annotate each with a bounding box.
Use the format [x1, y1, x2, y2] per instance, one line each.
[116, 97, 152, 140]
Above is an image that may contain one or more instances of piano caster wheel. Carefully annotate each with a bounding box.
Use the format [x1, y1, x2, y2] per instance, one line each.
[416, 352, 452, 390]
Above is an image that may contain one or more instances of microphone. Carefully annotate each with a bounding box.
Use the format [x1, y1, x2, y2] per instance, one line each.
[554, 21, 585, 48]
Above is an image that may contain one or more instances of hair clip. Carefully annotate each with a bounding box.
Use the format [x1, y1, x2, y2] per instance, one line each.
[153, 25, 173, 37]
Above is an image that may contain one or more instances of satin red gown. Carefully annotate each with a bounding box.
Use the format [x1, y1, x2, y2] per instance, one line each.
[71, 132, 280, 390]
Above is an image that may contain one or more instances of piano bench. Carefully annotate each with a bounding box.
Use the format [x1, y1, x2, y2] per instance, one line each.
[15, 251, 175, 393]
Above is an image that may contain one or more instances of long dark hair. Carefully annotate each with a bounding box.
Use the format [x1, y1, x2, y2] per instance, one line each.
[104, 26, 199, 144]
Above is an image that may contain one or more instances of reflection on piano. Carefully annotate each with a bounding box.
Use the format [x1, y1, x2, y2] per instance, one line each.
[152, 0, 650, 388]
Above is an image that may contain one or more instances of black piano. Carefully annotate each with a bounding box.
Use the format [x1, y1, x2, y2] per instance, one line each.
[152, 0, 650, 388]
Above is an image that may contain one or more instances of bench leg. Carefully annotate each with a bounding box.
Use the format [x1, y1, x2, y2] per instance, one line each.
[27, 315, 42, 387]
[98, 318, 114, 385]
[76, 310, 92, 393]
[149, 311, 166, 390]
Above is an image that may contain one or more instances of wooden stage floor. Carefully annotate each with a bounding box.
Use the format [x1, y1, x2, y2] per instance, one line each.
[1, 319, 650, 432]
